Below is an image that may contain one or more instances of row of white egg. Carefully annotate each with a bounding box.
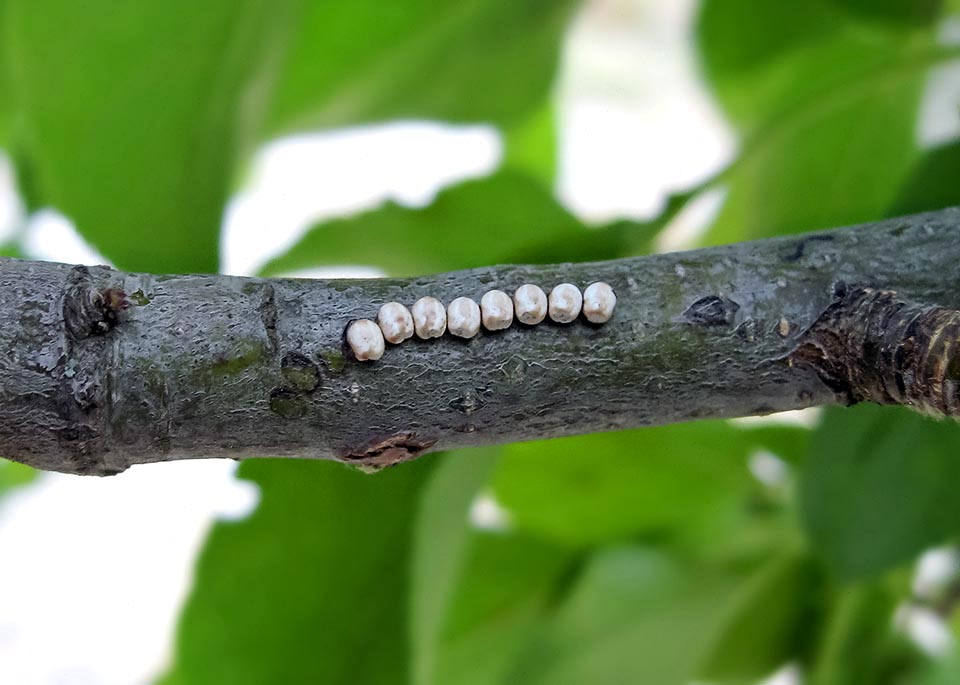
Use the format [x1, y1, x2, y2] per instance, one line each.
[345, 282, 616, 361]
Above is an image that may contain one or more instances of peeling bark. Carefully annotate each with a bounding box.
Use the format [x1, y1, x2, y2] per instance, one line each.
[1, 207, 959, 476]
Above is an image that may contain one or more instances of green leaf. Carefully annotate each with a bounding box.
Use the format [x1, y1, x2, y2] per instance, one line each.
[707, 73, 924, 243]
[924, 612, 960, 685]
[808, 580, 909, 685]
[261, 171, 649, 278]
[491, 421, 797, 547]
[0, 457, 36, 495]
[411, 448, 576, 685]
[800, 404, 960, 580]
[890, 140, 960, 216]
[698, 0, 919, 130]
[4, 0, 298, 273]
[163, 457, 434, 685]
[739, 424, 812, 466]
[0, 0, 10, 144]
[923, 652, 960, 685]
[696, 0, 956, 243]
[411, 448, 499, 685]
[0, 244, 22, 259]
[503, 103, 560, 188]
[504, 546, 739, 685]
[828, 0, 944, 26]
[265, 0, 578, 136]
[428, 532, 576, 685]
[696, 551, 825, 683]
[4, 1, 578, 272]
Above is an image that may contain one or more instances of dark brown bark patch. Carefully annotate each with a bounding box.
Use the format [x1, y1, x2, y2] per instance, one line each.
[789, 286, 960, 417]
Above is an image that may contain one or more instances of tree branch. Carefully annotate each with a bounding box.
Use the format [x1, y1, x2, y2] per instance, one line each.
[2, 208, 959, 476]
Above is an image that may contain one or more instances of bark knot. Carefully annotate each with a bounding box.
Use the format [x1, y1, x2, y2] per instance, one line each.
[788, 286, 960, 417]
[63, 266, 127, 341]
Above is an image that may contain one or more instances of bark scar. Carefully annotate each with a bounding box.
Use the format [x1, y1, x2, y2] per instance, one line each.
[684, 295, 739, 327]
[258, 282, 279, 353]
[338, 432, 436, 471]
[783, 234, 835, 262]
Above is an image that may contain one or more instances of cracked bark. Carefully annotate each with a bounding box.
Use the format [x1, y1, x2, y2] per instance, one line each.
[1, 207, 959, 476]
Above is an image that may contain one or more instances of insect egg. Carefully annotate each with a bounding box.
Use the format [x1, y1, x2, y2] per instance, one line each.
[346, 319, 385, 361]
[480, 290, 514, 331]
[582, 282, 616, 323]
[412, 296, 447, 339]
[548, 283, 582, 323]
[513, 284, 547, 325]
[447, 297, 481, 338]
[376, 302, 414, 344]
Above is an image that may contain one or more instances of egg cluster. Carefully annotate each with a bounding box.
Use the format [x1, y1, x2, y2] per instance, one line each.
[345, 282, 616, 362]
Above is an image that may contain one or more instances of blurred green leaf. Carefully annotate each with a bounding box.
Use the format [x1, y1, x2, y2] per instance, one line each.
[491, 421, 801, 547]
[261, 171, 650, 278]
[890, 140, 960, 216]
[696, 551, 825, 683]
[411, 448, 497, 685]
[428, 532, 576, 685]
[923, 652, 960, 685]
[697, 0, 956, 243]
[4, 0, 299, 273]
[503, 103, 560, 188]
[926, 611, 960, 685]
[3, 0, 577, 272]
[698, 0, 924, 130]
[411, 448, 576, 685]
[504, 546, 738, 685]
[801, 405, 960, 580]
[0, 457, 36, 495]
[829, 0, 943, 25]
[808, 580, 912, 685]
[163, 457, 433, 685]
[265, 1, 577, 136]
[738, 423, 813, 465]
[707, 75, 923, 243]
[0, 0, 10, 144]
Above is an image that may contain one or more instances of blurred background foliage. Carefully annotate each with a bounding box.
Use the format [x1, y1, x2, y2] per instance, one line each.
[2, 0, 960, 683]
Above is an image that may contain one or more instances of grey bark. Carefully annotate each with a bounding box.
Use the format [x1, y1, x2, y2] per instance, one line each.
[2, 208, 959, 476]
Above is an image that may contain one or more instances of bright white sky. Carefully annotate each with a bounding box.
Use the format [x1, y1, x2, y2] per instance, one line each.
[0, 1, 958, 683]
